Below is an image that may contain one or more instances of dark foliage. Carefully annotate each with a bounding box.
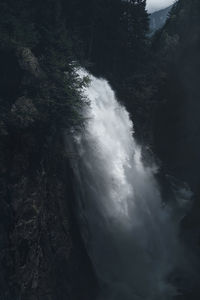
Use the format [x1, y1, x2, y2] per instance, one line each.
[0, 0, 151, 299]
[0, 0, 88, 135]
[3, 0, 200, 299]
[63, 0, 149, 77]
[144, 3, 200, 296]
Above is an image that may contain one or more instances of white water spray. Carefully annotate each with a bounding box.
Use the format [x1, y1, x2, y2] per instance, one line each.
[67, 70, 191, 300]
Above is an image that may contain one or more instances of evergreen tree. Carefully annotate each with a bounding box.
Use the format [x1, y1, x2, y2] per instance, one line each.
[62, 0, 149, 80]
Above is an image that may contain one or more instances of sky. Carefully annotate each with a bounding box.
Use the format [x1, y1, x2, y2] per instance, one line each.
[146, 0, 176, 13]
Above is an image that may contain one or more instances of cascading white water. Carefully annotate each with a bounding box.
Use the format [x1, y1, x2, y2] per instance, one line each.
[67, 70, 191, 300]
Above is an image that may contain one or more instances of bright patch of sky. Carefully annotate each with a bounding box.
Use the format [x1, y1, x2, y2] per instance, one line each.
[146, 0, 176, 13]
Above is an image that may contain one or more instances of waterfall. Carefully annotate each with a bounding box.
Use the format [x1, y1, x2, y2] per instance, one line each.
[67, 70, 192, 300]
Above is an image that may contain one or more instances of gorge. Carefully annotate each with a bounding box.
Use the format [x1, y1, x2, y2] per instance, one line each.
[0, 0, 200, 299]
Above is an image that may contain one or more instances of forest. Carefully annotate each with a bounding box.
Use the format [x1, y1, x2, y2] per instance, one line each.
[0, 0, 200, 299]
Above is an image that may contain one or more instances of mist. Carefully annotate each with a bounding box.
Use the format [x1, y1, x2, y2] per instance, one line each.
[146, 0, 175, 12]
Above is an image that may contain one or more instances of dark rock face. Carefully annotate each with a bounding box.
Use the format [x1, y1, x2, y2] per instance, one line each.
[0, 49, 98, 300]
[153, 1, 200, 198]
[154, 58, 200, 243]
[0, 50, 23, 102]
[152, 3, 200, 296]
